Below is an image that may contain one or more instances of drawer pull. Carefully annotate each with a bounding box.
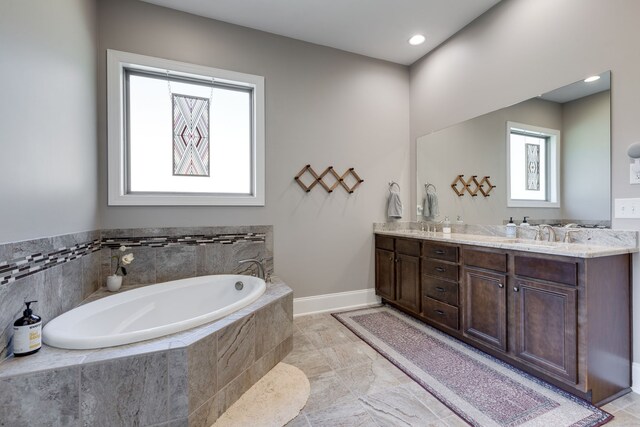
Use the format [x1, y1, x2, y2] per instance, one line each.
[435, 286, 446, 292]
[435, 267, 446, 272]
[513, 287, 519, 292]
[434, 249, 446, 255]
[498, 283, 504, 288]
[434, 309, 445, 316]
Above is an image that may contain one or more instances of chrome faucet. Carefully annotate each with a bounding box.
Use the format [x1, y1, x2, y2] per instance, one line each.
[538, 224, 556, 242]
[238, 259, 266, 280]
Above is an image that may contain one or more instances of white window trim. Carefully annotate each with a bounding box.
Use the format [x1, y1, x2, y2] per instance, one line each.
[107, 49, 265, 206]
[506, 121, 560, 208]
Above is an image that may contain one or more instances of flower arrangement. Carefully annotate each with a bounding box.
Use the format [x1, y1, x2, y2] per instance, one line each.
[112, 246, 135, 276]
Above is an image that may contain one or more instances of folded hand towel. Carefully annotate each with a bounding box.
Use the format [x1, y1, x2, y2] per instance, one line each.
[423, 196, 430, 218]
[387, 190, 403, 219]
[427, 192, 439, 218]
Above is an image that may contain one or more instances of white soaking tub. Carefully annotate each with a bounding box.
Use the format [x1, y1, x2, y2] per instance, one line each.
[42, 274, 266, 350]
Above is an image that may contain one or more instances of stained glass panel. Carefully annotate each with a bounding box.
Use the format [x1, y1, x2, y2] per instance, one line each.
[525, 143, 540, 191]
[173, 94, 210, 176]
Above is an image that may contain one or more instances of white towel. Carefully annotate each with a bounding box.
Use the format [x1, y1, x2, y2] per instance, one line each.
[387, 190, 403, 219]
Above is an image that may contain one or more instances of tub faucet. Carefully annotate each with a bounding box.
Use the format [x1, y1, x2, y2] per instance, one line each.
[238, 259, 266, 280]
[539, 224, 556, 242]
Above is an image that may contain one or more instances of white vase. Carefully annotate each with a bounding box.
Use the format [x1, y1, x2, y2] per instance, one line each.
[106, 275, 123, 292]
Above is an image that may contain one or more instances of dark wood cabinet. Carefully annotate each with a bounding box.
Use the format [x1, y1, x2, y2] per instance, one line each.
[462, 268, 507, 352]
[374, 232, 632, 406]
[375, 248, 395, 301]
[421, 242, 460, 331]
[374, 236, 421, 313]
[396, 253, 420, 313]
[513, 278, 578, 384]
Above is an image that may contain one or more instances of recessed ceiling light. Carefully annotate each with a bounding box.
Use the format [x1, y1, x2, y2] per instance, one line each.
[408, 34, 426, 46]
[584, 75, 600, 83]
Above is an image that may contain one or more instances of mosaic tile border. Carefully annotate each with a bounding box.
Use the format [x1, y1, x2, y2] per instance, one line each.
[0, 232, 267, 286]
[0, 240, 101, 286]
[102, 232, 266, 249]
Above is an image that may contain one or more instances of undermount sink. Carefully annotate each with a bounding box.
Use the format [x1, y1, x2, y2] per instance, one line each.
[499, 238, 568, 247]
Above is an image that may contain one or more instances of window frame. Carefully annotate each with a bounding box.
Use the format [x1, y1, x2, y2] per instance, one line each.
[107, 49, 265, 206]
[506, 121, 560, 208]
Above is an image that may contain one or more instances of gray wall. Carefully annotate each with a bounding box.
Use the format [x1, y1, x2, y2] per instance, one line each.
[97, 0, 411, 298]
[410, 0, 640, 361]
[0, 0, 99, 244]
[561, 91, 611, 221]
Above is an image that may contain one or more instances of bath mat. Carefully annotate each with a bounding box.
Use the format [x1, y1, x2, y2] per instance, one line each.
[212, 362, 310, 427]
[332, 306, 611, 427]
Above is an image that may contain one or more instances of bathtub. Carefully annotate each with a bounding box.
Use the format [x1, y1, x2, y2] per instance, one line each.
[42, 274, 266, 350]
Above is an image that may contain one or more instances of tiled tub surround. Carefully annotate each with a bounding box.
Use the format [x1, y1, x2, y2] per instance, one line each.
[101, 226, 273, 287]
[374, 222, 639, 256]
[0, 225, 273, 362]
[0, 278, 293, 426]
[0, 231, 103, 361]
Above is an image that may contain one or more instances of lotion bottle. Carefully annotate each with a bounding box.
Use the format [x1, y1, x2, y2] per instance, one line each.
[506, 217, 517, 237]
[13, 301, 42, 357]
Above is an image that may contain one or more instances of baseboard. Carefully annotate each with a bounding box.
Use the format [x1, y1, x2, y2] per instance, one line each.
[293, 288, 381, 317]
[632, 362, 640, 394]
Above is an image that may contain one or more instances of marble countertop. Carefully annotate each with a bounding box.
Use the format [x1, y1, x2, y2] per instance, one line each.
[375, 230, 638, 258]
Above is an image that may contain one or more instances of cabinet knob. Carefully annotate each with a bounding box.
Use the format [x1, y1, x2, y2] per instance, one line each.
[498, 283, 504, 288]
[513, 287, 519, 292]
[395, 259, 398, 263]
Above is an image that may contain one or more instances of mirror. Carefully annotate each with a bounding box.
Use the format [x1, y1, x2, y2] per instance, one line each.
[416, 71, 611, 227]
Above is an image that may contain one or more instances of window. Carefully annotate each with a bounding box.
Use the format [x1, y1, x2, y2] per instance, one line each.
[506, 122, 560, 208]
[107, 50, 264, 205]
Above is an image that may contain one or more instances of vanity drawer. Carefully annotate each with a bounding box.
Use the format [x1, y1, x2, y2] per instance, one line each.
[423, 276, 459, 307]
[422, 259, 459, 282]
[463, 249, 507, 272]
[423, 297, 459, 330]
[396, 238, 421, 256]
[514, 256, 577, 286]
[375, 235, 394, 251]
[423, 242, 458, 262]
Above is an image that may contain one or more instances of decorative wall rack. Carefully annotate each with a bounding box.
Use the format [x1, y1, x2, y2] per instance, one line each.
[295, 165, 364, 194]
[451, 175, 496, 197]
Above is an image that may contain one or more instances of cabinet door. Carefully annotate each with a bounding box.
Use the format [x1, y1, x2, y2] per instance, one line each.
[397, 253, 420, 313]
[462, 268, 507, 351]
[375, 248, 395, 301]
[513, 278, 578, 384]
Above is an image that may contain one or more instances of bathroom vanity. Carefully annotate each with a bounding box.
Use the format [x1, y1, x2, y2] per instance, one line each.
[374, 230, 634, 406]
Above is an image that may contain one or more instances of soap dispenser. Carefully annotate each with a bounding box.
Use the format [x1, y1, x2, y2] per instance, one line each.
[506, 217, 517, 237]
[13, 301, 42, 357]
[520, 216, 531, 227]
[442, 216, 451, 234]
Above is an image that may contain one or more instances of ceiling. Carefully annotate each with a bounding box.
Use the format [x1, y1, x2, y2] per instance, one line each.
[540, 71, 611, 104]
[140, 0, 501, 65]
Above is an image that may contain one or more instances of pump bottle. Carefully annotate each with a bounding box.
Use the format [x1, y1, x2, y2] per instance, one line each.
[13, 301, 42, 357]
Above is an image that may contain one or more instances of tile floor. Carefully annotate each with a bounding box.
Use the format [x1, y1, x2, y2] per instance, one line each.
[284, 311, 640, 427]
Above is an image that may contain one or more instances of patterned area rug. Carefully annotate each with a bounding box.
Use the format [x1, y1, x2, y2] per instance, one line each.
[333, 306, 611, 427]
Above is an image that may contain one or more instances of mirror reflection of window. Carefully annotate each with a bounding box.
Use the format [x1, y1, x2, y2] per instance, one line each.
[506, 122, 559, 207]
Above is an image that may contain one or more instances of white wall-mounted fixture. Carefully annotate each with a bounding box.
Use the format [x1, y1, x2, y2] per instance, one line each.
[408, 34, 426, 46]
[627, 142, 640, 184]
[584, 75, 601, 83]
